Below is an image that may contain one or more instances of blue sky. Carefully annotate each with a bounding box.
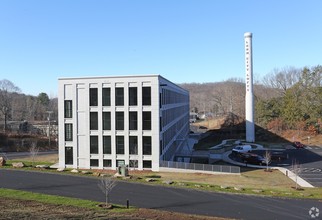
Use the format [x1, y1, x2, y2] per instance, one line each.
[0, 0, 321, 96]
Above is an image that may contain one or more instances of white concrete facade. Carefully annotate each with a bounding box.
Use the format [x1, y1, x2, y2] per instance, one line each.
[58, 75, 189, 171]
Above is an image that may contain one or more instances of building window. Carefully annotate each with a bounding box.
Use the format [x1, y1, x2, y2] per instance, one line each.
[90, 159, 99, 167]
[90, 88, 98, 106]
[90, 112, 98, 130]
[115, 88, 124, 106]
[116, 136, 124, 154]
[115, 112, 124, 130]
[103, 112, 111, 130]
[143, 136, 152, 155]
[65, 124, 73, 141]
[142, 111, 151, 130]
[103, 136, 111, 154]
[129, 136, 138, 155]
[142, 87, 151, 105]
[102, 88, 111, 106]
[64, 100, 72, 118]
[143, 160, 152, 168]
[129, 112, 138, 130]
[116, 160, 125, 167]
[103, 159, 112, 167]
[90, 136, 98, 154]
[129, 87, 138, 106]
[65, 147, 73, 165]
[129, 160, 138, 168]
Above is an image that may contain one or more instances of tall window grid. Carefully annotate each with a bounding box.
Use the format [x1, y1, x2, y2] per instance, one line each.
[64, 100, 72, 118]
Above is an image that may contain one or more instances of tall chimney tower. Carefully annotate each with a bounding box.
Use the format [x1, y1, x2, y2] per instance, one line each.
[244, 32, 255, 142]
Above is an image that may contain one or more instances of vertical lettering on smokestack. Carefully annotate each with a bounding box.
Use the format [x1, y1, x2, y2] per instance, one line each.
[244, 32, 255, 142]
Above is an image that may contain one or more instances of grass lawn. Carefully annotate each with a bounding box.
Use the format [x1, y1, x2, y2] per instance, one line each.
[15, 153, 59, 163]
[0, 188, 113, 211]
[129, 168, 322, 199]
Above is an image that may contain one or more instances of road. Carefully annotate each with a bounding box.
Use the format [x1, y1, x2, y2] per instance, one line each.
[1, 151, 58, 160]
[0, 169, 321, 220]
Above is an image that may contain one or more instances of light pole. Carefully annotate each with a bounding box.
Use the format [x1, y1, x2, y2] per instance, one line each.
[46, 111, 53, 148]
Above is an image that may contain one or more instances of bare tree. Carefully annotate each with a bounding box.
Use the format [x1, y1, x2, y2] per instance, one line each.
[262, 67, 301, 95]
[291, 159, 302, 190]
[0, 79, 21, 132]
[98, 176, 117, 207]
[263, 150, 271, 171]
[29, 142, 39, 167]
[129, 159, 138, 170]
[129, 143, 138, 170]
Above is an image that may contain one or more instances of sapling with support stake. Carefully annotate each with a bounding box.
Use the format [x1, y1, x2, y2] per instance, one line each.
[98, 176, 117, 208]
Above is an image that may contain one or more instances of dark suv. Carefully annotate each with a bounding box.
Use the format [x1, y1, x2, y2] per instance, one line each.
[240, 153, 267, 165]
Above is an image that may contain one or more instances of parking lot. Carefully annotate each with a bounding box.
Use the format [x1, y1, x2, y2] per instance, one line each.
[232, 146, 322, 187]
[296, 147, 322, 187]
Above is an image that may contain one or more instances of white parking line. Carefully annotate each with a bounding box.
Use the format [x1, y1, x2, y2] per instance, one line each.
[302, 168, 322, 173]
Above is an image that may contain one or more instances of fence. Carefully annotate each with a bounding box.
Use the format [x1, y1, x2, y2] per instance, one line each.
[0, 152, 8, 160]
[160, 160, 240, 174]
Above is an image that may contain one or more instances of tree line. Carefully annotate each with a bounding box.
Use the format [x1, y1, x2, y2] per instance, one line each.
[0, 79, 57, 132]
[181, 65, 321, 134]
[0, 65, 321, 134]
[256, 65, 321, 134]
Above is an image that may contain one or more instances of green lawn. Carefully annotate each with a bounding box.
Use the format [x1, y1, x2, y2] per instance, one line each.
[0, 188, 131, 212]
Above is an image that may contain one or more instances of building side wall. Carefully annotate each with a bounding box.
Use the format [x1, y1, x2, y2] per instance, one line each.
[159, 77, 190, 161]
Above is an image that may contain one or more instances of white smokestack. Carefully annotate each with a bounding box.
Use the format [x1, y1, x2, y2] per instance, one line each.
[244, 32, 255, 142]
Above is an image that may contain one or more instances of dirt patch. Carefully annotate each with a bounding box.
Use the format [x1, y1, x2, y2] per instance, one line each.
[0, 197, 229, 220]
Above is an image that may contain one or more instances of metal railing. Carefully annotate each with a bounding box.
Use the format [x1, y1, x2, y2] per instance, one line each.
[0, 152, 8, 160]
[160, 160, 240, 174]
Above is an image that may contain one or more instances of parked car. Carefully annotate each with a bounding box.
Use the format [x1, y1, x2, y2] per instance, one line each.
[271, 151, 287, 161]
[232, 145, 252, 155]
[293, 141, 305, 149]
[240, 153, 267, 165]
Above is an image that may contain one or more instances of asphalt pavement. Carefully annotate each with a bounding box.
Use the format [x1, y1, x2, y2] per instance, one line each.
[1, 151, 58, 160]
[0, 169, 321, 220]
[293, 147, 322, 187]
[236, 147, 322, 187]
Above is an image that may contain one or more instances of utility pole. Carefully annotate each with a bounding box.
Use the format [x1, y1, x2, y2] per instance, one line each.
[46, 111, 53, 148]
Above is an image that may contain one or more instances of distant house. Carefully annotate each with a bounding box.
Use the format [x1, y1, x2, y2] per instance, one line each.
[190, 112, 198, 123]
[199, 112, 214, 120]
[58, 75, 190, 171]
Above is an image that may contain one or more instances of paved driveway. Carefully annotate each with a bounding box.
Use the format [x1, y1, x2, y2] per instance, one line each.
[294, 147, 322, 187]
[246, 147, 322, 187]
[0, 169, 321, 220]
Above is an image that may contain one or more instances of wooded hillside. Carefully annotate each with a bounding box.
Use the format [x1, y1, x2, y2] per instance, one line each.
[0, 65, 321, 135]
[0, 79, 57, 132]
[181, 65, 322, 133]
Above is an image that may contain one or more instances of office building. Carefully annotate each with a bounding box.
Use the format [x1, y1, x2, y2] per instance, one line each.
[58, 75, 189, 171]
